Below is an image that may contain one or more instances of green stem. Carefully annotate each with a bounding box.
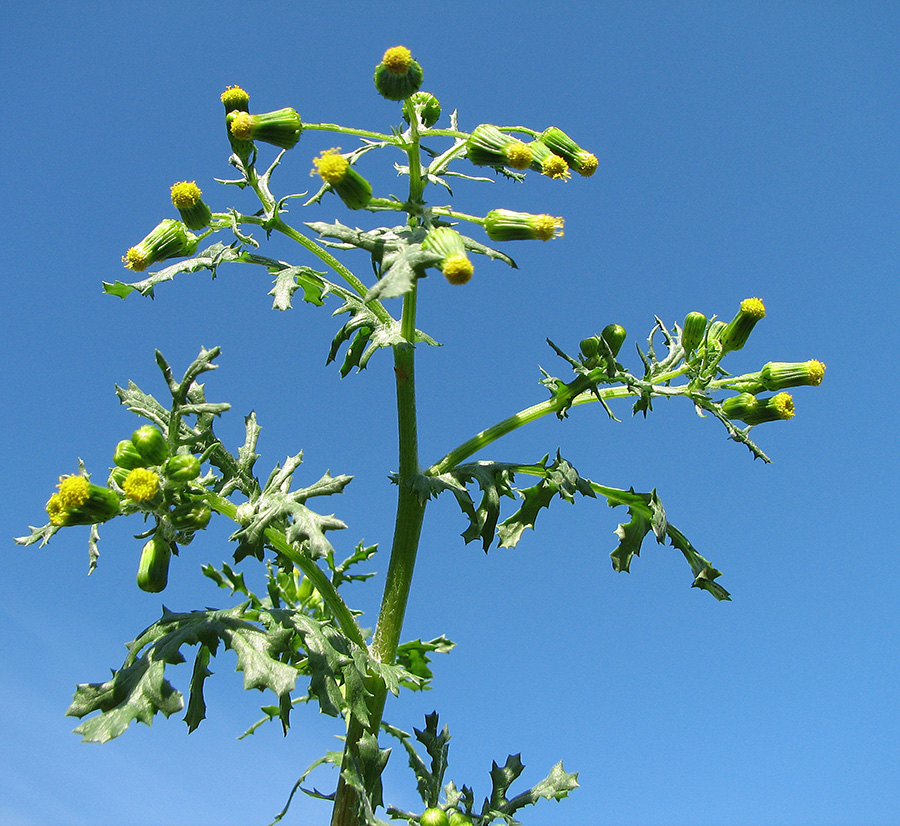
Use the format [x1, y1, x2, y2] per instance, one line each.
[330, 116, 428, 826]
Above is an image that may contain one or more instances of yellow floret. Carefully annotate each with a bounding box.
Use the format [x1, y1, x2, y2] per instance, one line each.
[541, 154, 571, 180]
[46, 493, 68, 526]
[229, 111, 254, 140]
[442, 254, 474, 285]
[123, 468, 160, 502]
[123, 246, 149, 271]
[773, 392, 795, 420]
[382, 46, 413, 74]
[57, 475, 90, 509]
[312, 149, 349, 184]
[221, 85, 249, 109]
[741, 297, 766, 319]
[532, 214, 565, 241]
[577, 152, 598, 177]
[170, 181, 202, 208]
[505, 142, 533, 170]
[807, 360, 826, 386]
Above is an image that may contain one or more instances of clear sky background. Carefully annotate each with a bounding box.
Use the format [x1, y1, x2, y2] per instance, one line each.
[2, 3, 898, 825]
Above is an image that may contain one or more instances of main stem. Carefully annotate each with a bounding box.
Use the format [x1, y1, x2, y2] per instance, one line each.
[330, 289, 425, 826]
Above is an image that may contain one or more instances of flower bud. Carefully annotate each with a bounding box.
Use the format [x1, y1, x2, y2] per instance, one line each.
[122, 467, 161, 503]
[122, 219, 198, 272]
[601, 324, 627, 358]
[373, 45, 424, 101]
[47, 475, 121, 526]
[483, 209, 564, 242]
[137, 536, 171, 593]
[131, 425, 168, 465]
[402, 91, 441, 127]
[527, 140, 571, 180]
[466, 125, 532, 171]
[227, 107, 303, 150]
[113, 439, 145, 469]
[170, 181, 212, 230]
[721, 297, 766, 352]
[422, 228, 474, 285]
[108, 466, 130, 489]
[164, 454, 202, 482]
[448, 813, 474, 826]
[722, 391, 794, 425]
[580, 336, 600, 360]
[170, 501, 212, 531]
[681, 311, 707, 354]
[539, 127, 598, 177]
[311, 149, 372, 210]
[757, 360, 826, 391]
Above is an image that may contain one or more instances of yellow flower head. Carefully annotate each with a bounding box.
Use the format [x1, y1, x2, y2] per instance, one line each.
[772, 392, 795, 420]
[442, 254, 474, 285]
[313, 149, 349, 184]
[532, 214, 565, 241]
[382, 46, 413, 74]
[123, 246, 150, 271]
[46, 493, 68, 526]
[541, 154, 571, 180]
[57, 475, 90, 509]
[740, 297, 766, 319]
[806, 360, 826, 386]
[229, 111, 255, 141]
[505, 141, 533, 171]
[221, 85, 249, 111]
[170, 181, 202, 209]
[576, 152, 599, 177]
[123, 467, 160, 502]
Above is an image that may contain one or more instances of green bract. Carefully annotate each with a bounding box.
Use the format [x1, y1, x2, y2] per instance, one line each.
[136, 536, 171, 593]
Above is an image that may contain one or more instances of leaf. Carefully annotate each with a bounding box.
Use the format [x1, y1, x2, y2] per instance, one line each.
[268, 265, 326, 310]
[504, 760, 579, 813]
[414, 712, 452, 807]
[365, 243, 442, 302]
[395, 636, 455, 691]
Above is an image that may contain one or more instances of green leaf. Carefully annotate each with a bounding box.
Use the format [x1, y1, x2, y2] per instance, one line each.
[415, 712, 452, 807]
[184, 644, 212, 733]
[395, 636, 455, 691]
[268, 265, 326, 310]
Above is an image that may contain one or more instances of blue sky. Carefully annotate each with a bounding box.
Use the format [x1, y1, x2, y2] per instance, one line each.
[2, 3, 898, 825]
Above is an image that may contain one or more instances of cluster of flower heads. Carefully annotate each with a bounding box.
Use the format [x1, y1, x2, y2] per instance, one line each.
[119, 45, 596, 289]
[679, 299, 824, 425]
[45, 424, 210, 592]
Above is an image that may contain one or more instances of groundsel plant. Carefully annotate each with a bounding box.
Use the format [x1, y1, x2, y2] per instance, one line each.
[16, 46, 825, 826]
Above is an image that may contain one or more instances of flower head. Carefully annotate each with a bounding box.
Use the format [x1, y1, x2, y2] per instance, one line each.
[757, 360, 827, 391]
[123, 467, 160, 502]
[422, 227, 474, 285]
[170, 181, 211, 230]
[122, 219, 198, 272]
[312, 149, 372, 209]
[441, 254, 474, 285]
[466, 125, 532, 171]
[221, 85, 249, 113]
[483, 209, 565, 242]
[721, 297, 766, 352]
[227, 108, 302, 150]
[722, 391, 795, 425]
[528, 140, 571, 180]
[539, 127, 598, 177]
[374, 45, 424, 101]
[47, 475, 120, 526]
[57, 475, 90, 509]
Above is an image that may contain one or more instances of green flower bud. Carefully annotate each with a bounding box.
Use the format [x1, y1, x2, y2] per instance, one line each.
[170, 501, 211, 531]
[601, 324, 627, 358]
[311, 149, 372, 210]
[539, 126, 598, 176]
[422, 227, 474, 285]
[681, 311, 707, 354]
[164, 453, 202, 482]
[47, 475, 121, 526]
[722, 391, 795, 425]
[170, 181, 212, 230]
[580, 336, 600, 359]
[113, 439, 145, 469]
[466, 124, 533, 171]
[122, 467, 161, 503]
[721, 297, 766, 352]
[131, 425, 168, 465]
[420, 808, 450, 826]
[448, 813, 474, 826]
[483, 209, 564, 242]
[122, 219, 198, 272]
[373, 45, 423, 101]
[228, 107, 303, 150]
[403, 91, 441, 127]
[137, 536, 171, 593]
[757, 360, 826, 391]
[108, 465, 130, 488]
[527, 139, 571, 179]
[703, 320, 728, 354]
